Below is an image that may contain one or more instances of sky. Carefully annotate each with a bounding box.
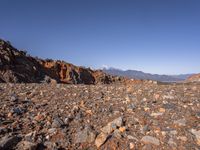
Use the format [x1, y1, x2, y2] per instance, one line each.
[0, 0, 200, 75]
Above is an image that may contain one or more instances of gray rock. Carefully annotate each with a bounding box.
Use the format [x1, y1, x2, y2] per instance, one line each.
[75, 126, 96, 143]
[110, 116, 123, 127]
[141, 136, 160, 146]
[101, 123, 117, 134]
[174, 118, 186, 126]
[52, 117, 64, 128]
[12, 107, 23, 115]
[127, 103, 136, 111]
[10, 93, 18, 102]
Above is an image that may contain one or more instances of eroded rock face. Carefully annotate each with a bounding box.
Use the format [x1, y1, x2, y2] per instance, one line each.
[0, 39, 125, 84]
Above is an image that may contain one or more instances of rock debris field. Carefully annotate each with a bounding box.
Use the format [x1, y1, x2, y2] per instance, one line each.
[0, 82, 200, 150]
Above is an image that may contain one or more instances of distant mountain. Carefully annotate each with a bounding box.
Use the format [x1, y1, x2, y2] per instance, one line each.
[103, 68, 194, 82]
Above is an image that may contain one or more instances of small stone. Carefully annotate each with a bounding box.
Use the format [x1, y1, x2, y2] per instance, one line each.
[7, 112, 12, 117]
[10, 93, 18, 102]
[174, 118, 186, 126]
[12, 107, 23, 115]
[64, 118, 70, 125]
[119, 126, 126, 133]
[52, 117, 64, 128]
[100, 117, 123, 134]
[159, 108, 166, 113]
[163, 95, 174, 100]
[154, 94, 160, 100]
[177, 136, 187, 142]
[141, 136, 160, 146]
[75, 127, 96, 143]
[101, 123, 116, 134]
[48, 128, 57, 134]
[127, 103, 136, 112]
[150, 112, 163, 117]
[86, 110, 92, 115]
[111, 116, 123, 127]
[95, 132, 108, 148]
[127, 135, 138, 141]
[113, 129, 122, 139]
[129, 142, 135, 149]
[168, 138, 177, 148]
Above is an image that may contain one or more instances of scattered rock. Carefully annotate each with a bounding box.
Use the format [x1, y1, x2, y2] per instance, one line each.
[101, 117, 123, 134]
[174, 118, 186, 126]
[52, 117, 65, 128]
[95, 132, 108, 148]
[10, 93, 18, 102]
[113, 129, 122, 139]
[141, 136, 160, 146]
[75, 126, 96, 143]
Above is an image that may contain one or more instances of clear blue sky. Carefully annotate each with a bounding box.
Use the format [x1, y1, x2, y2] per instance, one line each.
[0, 0, 200, 74]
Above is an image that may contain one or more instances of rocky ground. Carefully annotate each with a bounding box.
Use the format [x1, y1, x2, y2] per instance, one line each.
[0, 81, 200, 150]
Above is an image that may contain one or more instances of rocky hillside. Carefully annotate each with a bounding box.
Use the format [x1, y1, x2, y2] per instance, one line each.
[0, 39, 124, 84]
[186, 74, 200, 82]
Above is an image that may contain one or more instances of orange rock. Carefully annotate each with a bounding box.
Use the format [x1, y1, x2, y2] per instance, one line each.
[119, 126, 126, 133]
[159, 108, 166, 113]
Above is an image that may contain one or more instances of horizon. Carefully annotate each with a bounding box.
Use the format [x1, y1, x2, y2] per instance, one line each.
[1, 0, 200, 74]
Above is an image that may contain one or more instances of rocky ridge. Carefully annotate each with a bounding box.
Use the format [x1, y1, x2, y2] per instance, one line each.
[0, 39, 124, 84]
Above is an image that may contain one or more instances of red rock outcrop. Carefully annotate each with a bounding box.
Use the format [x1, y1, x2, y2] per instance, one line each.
[186, 74, 200, 82]
[0, 39, 125, 84]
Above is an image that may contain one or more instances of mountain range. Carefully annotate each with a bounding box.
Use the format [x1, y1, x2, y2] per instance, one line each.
[103, 68, 194, 82]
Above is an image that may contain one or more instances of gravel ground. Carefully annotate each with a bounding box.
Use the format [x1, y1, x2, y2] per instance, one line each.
[0, 82, 200, 150]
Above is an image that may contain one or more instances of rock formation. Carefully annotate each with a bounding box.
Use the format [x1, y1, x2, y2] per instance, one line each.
[0, 39, 124, 84]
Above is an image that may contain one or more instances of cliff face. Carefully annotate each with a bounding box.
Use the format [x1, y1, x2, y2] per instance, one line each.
[186, 74, 200, 82]
[0, 39, 124, 84]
